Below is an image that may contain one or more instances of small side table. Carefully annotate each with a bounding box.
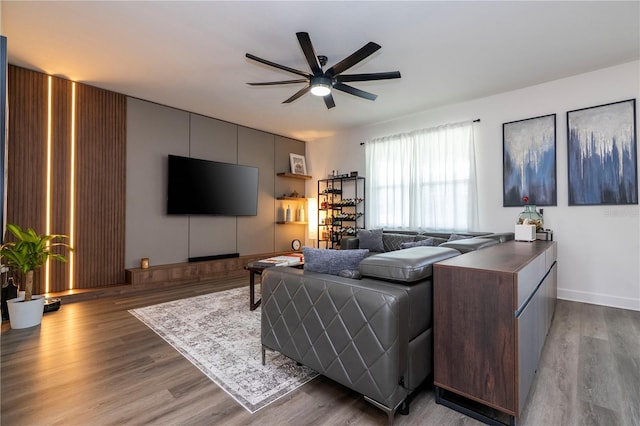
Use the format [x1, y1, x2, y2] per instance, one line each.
[244, 261, 303, 311]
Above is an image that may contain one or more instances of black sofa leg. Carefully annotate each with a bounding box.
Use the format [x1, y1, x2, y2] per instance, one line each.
[397, 399, 410, 415]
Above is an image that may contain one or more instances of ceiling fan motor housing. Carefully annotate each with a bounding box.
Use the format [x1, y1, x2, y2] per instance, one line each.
[312, 76, 333, 87]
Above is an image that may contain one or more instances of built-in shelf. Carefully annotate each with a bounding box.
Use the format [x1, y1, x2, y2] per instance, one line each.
[276, 196, 307, 201]
[277, 172, 312, 180]
[276, 171, 308, 228]
[125, 251, 295, 286]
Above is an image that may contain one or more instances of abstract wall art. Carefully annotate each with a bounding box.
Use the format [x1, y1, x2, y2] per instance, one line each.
[503, 114, 557, 206]
[567, 99, 637, 206]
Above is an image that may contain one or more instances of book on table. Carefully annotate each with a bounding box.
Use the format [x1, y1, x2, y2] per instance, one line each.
[254, 255, 302, 267]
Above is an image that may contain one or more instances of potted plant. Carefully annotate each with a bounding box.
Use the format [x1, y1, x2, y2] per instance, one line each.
[0, 223, 72, 329]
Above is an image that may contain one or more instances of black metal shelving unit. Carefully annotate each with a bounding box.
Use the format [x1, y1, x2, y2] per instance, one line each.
[317, 176, 365, 249]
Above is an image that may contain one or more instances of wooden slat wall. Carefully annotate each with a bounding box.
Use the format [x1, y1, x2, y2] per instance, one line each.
[75, 83, 126, 288]
[6, 66, 126, 293]
[6, 66, 48, 293]
[50, 77, 72, 292]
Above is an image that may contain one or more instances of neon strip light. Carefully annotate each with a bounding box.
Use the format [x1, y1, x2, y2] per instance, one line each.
[69, 82, 76, 290]
[45, 76, 52, 293]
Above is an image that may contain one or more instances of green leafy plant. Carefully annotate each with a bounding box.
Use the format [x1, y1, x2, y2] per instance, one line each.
[0, 223, 73, 301]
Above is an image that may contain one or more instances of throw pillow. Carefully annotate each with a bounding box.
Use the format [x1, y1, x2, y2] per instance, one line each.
[432, 237, 449, 246]
[357, 228, 385, 252]
[303, 247, 370, 276]
[382, 233, 417, 252]
[417, 234, 448, 246]
[400, 237, 434, 249]
[448, 233, 469, 242]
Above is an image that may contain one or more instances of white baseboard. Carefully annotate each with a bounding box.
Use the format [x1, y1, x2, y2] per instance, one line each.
[558, 287, 640, 312]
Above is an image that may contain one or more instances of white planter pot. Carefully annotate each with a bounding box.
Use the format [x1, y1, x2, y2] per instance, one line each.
[6, 295, 45, 329]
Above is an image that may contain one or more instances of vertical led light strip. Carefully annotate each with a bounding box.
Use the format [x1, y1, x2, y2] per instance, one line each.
[68, 82, 76, 290]
[45, 76, 53, 293]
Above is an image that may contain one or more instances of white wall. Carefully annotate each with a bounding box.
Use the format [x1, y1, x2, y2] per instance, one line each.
[307, 61, 640, 311]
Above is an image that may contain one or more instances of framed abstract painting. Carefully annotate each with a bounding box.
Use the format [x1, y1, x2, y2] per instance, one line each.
[503, 114, 557, 206]
[567, 99, 637, 205]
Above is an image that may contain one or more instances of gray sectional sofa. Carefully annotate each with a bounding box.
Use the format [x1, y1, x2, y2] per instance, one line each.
[341, 229, 513, 253]
[260, 230, 513, 423]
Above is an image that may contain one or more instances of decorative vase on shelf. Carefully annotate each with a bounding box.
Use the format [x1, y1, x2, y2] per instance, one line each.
[517, 198, 543, 231]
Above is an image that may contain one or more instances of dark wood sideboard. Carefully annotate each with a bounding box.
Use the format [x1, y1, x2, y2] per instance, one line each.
[433, 240, 557, 425]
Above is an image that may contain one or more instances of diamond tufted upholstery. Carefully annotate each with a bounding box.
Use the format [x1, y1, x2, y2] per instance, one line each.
[261, 267, 435, 417]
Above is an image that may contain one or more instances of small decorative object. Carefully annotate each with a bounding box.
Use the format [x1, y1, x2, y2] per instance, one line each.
[285, 204, 292, 222]
[516, 196, 544, 231]
[299, 204, 305, 222]
[289, 190, 299, 198]
[289, 153, 307, 175]
[536, 230, 553, 241]
[291, 239, 301, 251]
[515, 224, 536, 242]
[350, 171, 358, 177]
[567, 99, 637, 205]
[503, 114, 557, 206]
[141, 258, 149, 269]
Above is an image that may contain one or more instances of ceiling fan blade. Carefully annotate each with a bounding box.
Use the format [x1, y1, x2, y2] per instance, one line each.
[326, 42, 381, 77]
[283, 86, 311, 103]
[246, 53, 311, 79]
[333, 82, 377, 101]
[247, 79, 309, 86]
[324, 93, 336, 109]
[296, 32, 323, 76]
[336, 71, 401, 82]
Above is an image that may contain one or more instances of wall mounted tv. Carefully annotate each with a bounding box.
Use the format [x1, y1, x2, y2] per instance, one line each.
[167, 155, 259, 216]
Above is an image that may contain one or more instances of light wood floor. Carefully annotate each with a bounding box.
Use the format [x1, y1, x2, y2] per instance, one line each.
[1, 279, 639, 425]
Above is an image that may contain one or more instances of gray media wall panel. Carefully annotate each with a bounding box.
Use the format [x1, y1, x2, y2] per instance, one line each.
[188, 114, 238, 259]
[237, 127, 276, 255]
[126, 98, 190, 269]
[125, 98, 306, 269]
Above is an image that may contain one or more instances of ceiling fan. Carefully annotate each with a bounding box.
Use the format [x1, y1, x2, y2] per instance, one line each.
[246, 32, 401, 109]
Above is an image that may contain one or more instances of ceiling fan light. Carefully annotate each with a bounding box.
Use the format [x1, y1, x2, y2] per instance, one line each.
[310, 83, 331, 97]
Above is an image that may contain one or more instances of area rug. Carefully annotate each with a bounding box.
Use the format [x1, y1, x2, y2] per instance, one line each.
[129, 286, 318, 413]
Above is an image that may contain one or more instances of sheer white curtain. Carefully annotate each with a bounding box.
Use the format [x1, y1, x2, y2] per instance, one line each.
[365, 121, 478, 231]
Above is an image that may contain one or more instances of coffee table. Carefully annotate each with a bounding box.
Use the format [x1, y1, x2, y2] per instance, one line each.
[244, 261, 303, 310]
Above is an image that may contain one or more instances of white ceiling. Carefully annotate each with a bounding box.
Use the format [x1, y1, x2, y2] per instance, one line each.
[2, 1, 639, 141]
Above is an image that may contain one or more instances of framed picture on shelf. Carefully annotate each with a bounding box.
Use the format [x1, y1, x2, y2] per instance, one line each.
[503, 114, 557, 206]
[289, 153, 307, 175]
[567, 99, 637, 205]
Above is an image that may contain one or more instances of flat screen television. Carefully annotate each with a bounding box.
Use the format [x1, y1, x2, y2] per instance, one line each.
[167, 155, 259, 216]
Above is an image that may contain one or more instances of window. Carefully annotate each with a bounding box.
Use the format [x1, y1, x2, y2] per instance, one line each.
[365, 121, 478, 231]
